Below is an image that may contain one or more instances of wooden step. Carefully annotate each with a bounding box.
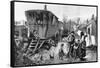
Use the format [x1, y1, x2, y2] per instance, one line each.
[30, 43, 37, 44]
[30, 45, 36, 47]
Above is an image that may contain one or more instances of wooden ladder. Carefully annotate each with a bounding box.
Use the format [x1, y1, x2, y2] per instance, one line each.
[28, 39, 45, 52]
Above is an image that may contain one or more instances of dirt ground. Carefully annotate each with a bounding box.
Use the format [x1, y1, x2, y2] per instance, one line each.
[14, 48, 97, 66]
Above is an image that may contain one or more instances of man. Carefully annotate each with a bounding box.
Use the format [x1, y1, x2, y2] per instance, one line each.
[68, 31, 75, 58]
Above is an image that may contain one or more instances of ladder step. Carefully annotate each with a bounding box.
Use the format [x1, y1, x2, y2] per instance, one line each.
[32, 40, 37, 42]
[31, 42, 42, 44]
[30, 43, 36, 44]
[31, 41, 37, 43]
[29, 46, 35, 47]
[31, 45, 35, 47]
[30, 44, 36, 46]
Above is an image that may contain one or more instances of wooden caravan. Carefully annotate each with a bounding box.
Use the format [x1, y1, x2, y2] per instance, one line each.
[25, 9, 59, 39]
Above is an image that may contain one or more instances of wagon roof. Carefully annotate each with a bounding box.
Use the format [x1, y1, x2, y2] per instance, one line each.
[25, 10, 58, 19]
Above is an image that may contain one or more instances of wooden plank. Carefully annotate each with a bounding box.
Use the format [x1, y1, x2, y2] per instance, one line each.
[33, 39, 40, 52]
[38, 40, 45, 49]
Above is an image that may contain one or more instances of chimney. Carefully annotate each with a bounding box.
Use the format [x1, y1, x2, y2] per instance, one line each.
[44, 4, 47, 11]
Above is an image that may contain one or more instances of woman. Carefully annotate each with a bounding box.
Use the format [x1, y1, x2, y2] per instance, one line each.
[79, 33, 87, 60]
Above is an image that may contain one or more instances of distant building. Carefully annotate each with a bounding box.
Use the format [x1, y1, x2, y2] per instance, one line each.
[15, 20, 26, 26]
[76, 15, 97, 46]
[14, 21, 28, 38]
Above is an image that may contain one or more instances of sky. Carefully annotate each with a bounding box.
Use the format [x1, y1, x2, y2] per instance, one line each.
[15, 2, 97, 22]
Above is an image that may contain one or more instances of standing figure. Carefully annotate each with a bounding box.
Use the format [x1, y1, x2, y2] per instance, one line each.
[68, 31, 75, 58]
[79, 33, 87, 60]
[59, 44, 65, 60]
[73, 40, 80, 59]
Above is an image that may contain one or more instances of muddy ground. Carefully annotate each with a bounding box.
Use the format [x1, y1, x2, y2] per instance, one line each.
[14, 47, 97, 66]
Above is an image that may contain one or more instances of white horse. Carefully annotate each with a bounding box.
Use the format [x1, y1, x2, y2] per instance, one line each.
[49, 40, 70, 60]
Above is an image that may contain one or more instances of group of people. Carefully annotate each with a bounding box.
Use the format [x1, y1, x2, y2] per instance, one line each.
[14, 28, 87, 62]
[65, 31, 87, 60]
